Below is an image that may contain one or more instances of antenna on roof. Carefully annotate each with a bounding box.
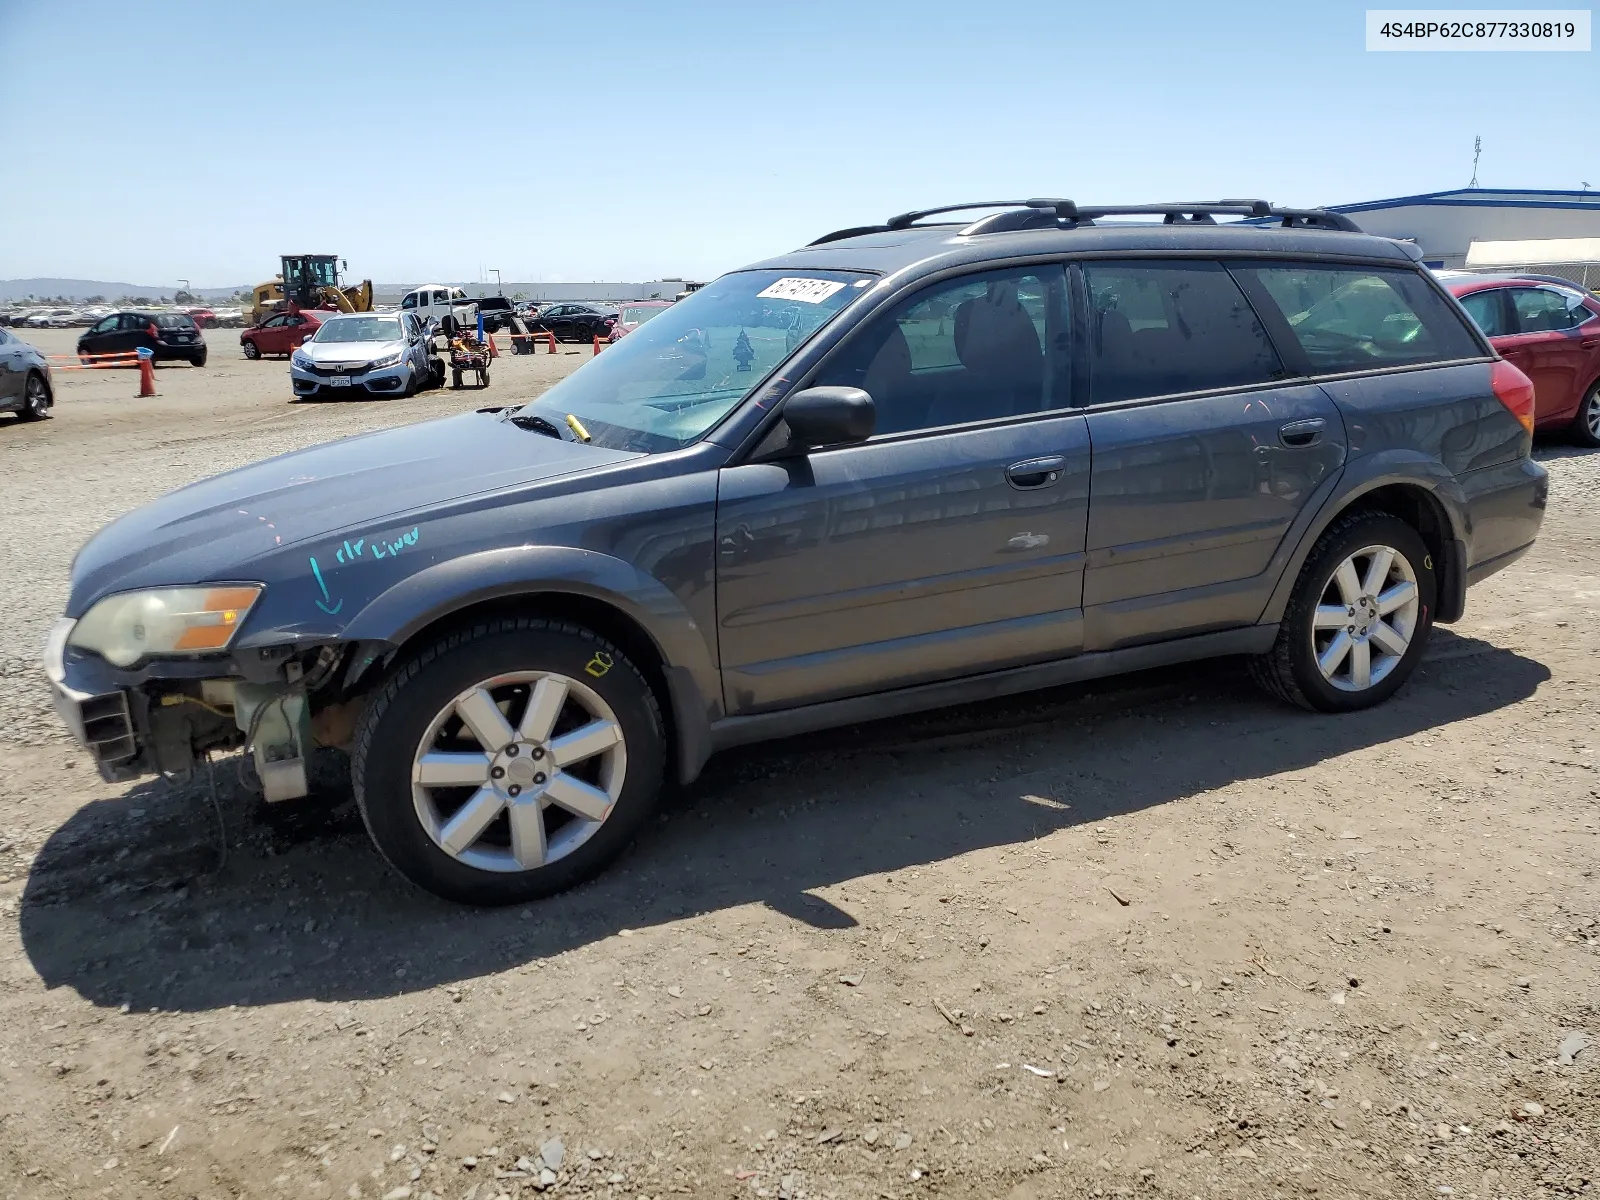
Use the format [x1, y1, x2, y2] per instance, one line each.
[1469, 135, 1482, 188]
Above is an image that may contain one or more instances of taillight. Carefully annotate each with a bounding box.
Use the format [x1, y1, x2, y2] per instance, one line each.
[1491, 359, 1535, 435]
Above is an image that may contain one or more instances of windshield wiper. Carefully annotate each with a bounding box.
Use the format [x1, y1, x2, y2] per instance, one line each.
[504, 410, 570, 440]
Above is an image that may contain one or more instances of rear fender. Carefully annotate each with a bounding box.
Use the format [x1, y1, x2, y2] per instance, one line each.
[1259, 451, 1469, 626]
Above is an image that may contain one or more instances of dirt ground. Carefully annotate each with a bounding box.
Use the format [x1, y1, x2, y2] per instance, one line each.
[0, 326, 1596, 1200]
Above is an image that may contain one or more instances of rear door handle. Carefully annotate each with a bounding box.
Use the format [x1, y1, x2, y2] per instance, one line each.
[1279, 418, 1326, 448]
[1005, 455, 1068, 489]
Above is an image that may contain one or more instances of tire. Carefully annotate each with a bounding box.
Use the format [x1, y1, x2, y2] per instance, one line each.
[441, 315, 457, 339]
[191, 349, 207, 367]
[1251, 511, 1436, 713]
[242, 340, 260, 360]
[1573, 383, 1600, 448]
[451, 368, 462, 390]
[18, 372, 52, 421]
[430, 360, 445, 389]
[480, 369, 490, 388]
[352, 617, 665, 905]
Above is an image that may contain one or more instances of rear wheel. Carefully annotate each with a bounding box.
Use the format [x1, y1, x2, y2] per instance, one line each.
[1573, 383, 1600, 448]
[352, 618, 665, 905]
[18, 373, 51, 421]
[190, 348, 207, 367]
[242, 340, 260, 360]
[1251, 511, 1435, 712]
[451, 368, 463, 389]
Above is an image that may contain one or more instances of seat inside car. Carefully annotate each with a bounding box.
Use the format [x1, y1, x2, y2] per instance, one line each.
[939, 281, 1044, 423]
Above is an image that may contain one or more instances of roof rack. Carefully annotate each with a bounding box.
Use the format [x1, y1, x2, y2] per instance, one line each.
[807, 198, 1360, 245]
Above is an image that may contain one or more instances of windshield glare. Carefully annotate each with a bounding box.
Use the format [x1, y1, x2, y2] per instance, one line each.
[517, 269, 870, 452]
[621, 305, 668, 325]
[315, 317, 402, 343]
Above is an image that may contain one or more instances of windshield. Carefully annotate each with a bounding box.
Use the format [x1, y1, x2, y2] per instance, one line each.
[314, 316, 403, 343]
[516, 269, 870, 452]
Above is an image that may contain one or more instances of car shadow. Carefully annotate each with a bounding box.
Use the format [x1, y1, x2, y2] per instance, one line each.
[19, 629, 1549, 1013]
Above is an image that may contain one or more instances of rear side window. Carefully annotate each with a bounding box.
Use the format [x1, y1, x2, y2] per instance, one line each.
[1458, 289, 1511, 337]
[1509, 287, 1589, 333]
[1083, 260, 1282, 404]
[1239, 264, 1482, 372]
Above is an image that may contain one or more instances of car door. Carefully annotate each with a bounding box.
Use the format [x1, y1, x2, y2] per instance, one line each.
[1500, 286, 1594, 424]
[118, 313, 150, 353]
[1078, 259, 1347, 650]
[715, 264, 1091, 713]
[82, 315, 119, 356]
[255, 314, 289, 354]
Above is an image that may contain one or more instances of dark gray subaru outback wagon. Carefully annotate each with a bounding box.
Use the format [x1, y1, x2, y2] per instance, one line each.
[45, 199, 1548, 904]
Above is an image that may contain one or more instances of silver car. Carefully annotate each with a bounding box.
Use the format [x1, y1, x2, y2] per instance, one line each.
[289, 312, 440, 400]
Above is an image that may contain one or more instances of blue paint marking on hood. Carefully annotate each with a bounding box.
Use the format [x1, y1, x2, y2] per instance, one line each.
[67, 410, 637, 615]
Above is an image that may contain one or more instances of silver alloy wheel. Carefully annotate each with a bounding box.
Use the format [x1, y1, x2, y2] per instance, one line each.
[25, 375, 48, 416]
[410, 670, 627, 873]
[1311, 543, 1420, 692]
[1586, 391, 1600, 440]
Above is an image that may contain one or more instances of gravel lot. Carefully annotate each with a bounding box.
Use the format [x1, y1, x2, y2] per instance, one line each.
[1, 330, 1596, 1200]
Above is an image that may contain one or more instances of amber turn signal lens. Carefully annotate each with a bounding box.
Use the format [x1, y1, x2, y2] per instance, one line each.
[171, 587, 263, 651]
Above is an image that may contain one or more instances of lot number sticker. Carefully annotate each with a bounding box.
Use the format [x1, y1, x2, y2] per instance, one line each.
[757, 277, 847, 304]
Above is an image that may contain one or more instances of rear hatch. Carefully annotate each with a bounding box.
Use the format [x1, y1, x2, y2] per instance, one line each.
[155, 314, 200, 343]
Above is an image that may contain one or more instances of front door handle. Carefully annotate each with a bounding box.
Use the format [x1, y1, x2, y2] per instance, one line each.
[1006, 455, 1067, 489]
[1279, 418, 1326, 448]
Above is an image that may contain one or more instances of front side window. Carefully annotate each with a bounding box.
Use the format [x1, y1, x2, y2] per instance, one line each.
[401, 292, 418, 310]
[1084, 260, 1281, 404]
[1510, 287, 1588, 333]
[91, 316, 117, 334]
[1240, 263, 1482, 372]
[1458, 289, 1511, 337]
[262, 315, 287, 328]
[516, 268, 869, 452]
[811, 266, 1067, 435]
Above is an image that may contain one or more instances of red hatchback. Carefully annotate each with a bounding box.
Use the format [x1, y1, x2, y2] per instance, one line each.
[1442, 273, 1600, 444]
[240, 310, 324, 359]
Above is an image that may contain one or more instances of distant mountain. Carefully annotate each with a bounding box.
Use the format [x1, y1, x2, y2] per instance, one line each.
[0, 279, 247, 303]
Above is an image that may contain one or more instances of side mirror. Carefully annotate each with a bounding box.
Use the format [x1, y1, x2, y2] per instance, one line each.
[782, 386, 875, 450]
[301, 334, 313, 345]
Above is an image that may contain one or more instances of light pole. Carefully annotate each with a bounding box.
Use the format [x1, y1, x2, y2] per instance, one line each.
[490, 269, 502, 296]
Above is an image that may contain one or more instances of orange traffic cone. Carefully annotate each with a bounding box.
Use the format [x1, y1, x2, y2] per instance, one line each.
[488, 335, 499, 359]
[592, 334, 601, 355]
[546, 332, 557, 354]
[137, 351, 156, 397]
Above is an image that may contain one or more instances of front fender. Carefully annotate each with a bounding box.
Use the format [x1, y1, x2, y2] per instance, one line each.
[1258, 451, 1470, 626]
[341, 544, 718, 698]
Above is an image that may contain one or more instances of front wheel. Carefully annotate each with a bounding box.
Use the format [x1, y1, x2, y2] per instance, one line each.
[1573, 384, 1600, 448]
[1251, 511, 1435, 712]
[352, 618, 665, 905]
[242, 340, 260, 360]
[18, 373, 52, 420]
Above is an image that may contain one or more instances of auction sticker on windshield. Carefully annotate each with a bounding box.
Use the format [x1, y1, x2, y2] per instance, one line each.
[757, 277, 848, 304]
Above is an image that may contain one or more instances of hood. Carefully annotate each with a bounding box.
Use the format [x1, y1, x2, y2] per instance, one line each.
[68, 411, 638, 613]
[300, 338, 402, 365]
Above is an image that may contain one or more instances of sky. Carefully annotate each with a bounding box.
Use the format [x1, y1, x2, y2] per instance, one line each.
[0, 0, 1593, 288]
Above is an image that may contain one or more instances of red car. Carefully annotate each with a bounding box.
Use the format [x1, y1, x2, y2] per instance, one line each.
[608, 300, 673, 342]
[240, 310, 324, 359]
[1442, 273, 1600, 444]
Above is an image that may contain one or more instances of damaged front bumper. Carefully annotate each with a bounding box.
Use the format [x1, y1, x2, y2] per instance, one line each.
[42, 617, 351, 801]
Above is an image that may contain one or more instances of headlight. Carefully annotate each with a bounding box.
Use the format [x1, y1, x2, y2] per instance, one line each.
[291, 350, 314, 369]
[370, 351, 402, 369]
[68, 586, 263, 667]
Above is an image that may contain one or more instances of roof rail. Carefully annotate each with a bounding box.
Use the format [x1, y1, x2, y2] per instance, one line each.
[806, 198, 1360, 245]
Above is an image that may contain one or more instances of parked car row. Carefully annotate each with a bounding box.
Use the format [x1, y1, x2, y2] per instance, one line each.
[1, 304, 244, 329]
